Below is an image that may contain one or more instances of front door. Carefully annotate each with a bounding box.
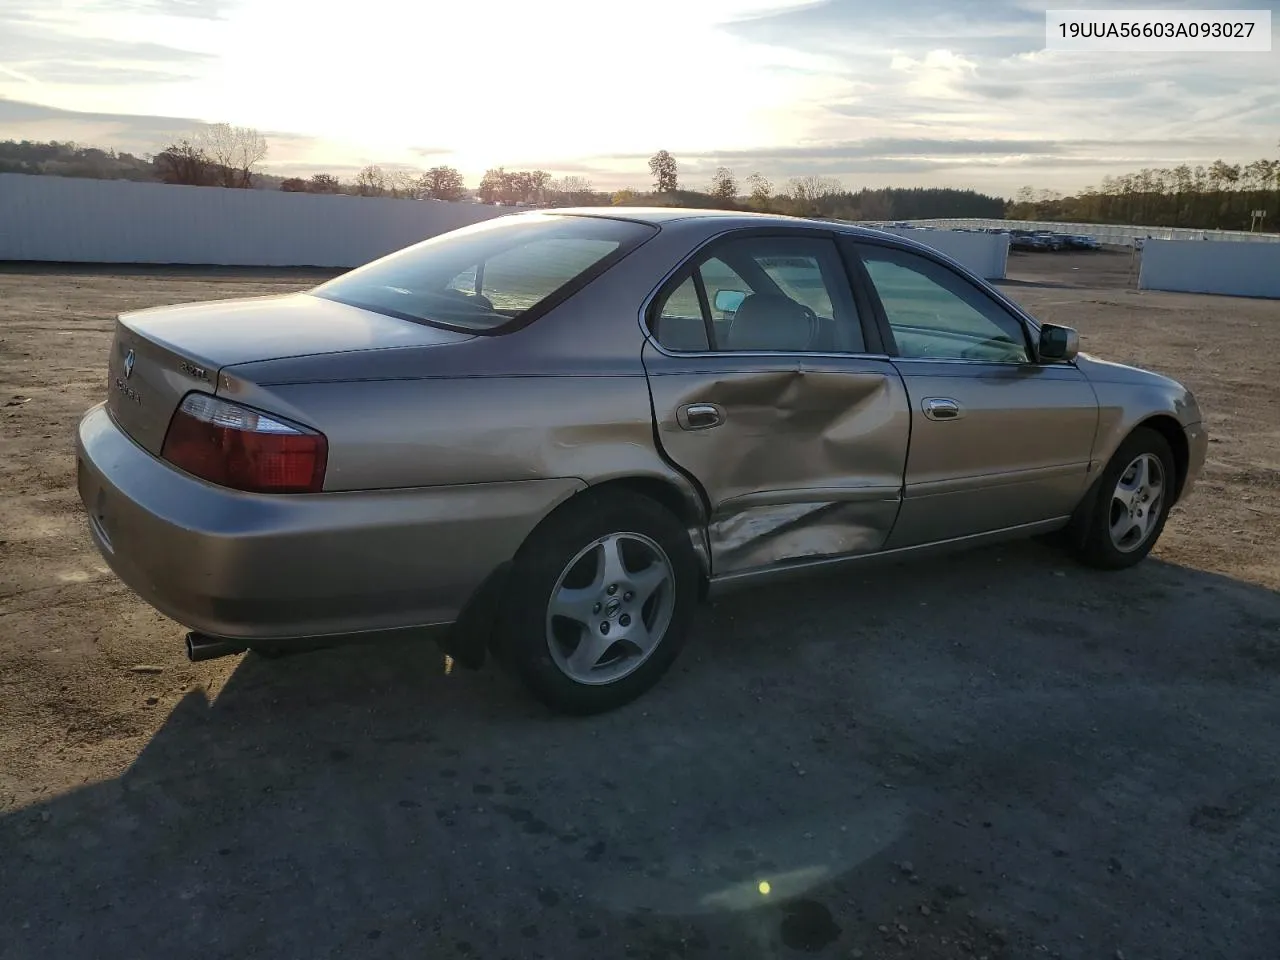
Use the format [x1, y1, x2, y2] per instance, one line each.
[642, 231, 911, 577]
[849, 241, 1099, 548]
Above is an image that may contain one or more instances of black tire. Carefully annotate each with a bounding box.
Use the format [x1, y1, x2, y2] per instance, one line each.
[496, 489, 700, 715]
[1072, 426, 1176, 570]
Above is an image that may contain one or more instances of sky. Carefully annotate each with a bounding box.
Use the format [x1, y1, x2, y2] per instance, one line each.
[1, 0, 1278, 197]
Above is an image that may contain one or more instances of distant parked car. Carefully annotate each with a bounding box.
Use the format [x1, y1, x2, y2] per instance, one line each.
[1010, 232, 1049, 251]
[76, 209, 1207, 714]
[1034, 232, 1067, 251]
[1064, 235, 1101, 250]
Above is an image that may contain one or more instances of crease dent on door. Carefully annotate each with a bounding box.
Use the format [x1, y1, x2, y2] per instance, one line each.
[649, 364, 908, 575]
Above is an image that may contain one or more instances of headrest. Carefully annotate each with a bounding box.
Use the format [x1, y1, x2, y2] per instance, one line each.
[725, 293, 812, 351]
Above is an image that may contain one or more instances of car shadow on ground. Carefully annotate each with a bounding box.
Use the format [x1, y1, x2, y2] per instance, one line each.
[4, 541, 1280, 960]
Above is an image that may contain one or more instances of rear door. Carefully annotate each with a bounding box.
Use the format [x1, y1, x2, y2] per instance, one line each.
[641, 229, 911, 578]
[848, 240, 1098, 548]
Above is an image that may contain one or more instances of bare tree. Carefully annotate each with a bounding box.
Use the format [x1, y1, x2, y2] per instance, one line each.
[648, 150, 678, 193]
[194, 123, 267, 188]
[308, 173, 341, 193]
[354, 165, 389, 197]
[153, 139, 215, 186]
[745, 172, 772, 207]
[388, 169, 423, 199]
[548, 175, 596, 205]
[788, 175, 843, 203]
[708, 166, 737, 205]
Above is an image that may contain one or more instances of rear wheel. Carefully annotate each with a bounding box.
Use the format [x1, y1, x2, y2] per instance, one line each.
[1073, 427, 1176, 570]
[497, 489, 699, 715]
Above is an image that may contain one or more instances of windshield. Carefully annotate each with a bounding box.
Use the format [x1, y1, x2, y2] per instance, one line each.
[310, 214, 655, 333]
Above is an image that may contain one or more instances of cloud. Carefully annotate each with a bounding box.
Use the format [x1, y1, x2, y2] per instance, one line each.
[712, 0, 1280, 190]
[408, 146, 455, 159]
[725, 0, 1044, 59]
[0, 98, 329, 161]
[17, 64, 203, 84]
[0, 26, 212, 64]
[0, 1, 217, 91]
[0, 97, 201, 146]
[98, 0, 236, 17]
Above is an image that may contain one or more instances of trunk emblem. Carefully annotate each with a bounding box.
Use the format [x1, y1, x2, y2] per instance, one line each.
[123, 349, 135, 379]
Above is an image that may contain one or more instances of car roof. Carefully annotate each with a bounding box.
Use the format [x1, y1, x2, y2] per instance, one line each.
[521, 206, 892, 238]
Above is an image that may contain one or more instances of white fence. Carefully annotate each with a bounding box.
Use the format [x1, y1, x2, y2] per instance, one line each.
[1139, 239, 1280, 299]
[865, 226, 1010, 279]
[877, 217, 1280, 248]
[0, 174, 505, 267]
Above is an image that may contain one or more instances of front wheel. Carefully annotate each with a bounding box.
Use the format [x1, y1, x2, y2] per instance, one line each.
[1072, 427, 1176, 570]
[497, 489, 700, 715]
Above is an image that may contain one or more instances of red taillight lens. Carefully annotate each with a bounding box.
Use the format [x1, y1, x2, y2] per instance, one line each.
[161, 393, 327, 494]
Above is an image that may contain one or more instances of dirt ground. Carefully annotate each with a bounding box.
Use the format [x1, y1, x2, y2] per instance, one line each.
[1, 250, 1278, 960]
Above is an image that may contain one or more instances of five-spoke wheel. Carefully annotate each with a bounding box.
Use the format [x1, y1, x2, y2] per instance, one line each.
[546, 533, 676, 686]
[1074, 427, 1176, 569]
[1108, 452, 1165, 553]
[498, 489, 698, 714]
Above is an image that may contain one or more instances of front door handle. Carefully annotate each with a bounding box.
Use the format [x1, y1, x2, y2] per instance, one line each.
[677, 403, 724, 430]
[922, 397, 963, 421]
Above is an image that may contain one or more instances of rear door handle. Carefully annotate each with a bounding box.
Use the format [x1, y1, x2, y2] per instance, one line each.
[677, 403, 724, 430]
[922, 397, 963, 421]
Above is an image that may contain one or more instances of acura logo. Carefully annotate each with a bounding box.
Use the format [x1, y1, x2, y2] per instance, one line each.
[123, 349, 135, 379]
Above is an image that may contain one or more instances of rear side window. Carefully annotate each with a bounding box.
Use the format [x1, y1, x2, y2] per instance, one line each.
[649, 235, 863, 354]
[312, 215, 655, 333]
[652, 276, 711, 352]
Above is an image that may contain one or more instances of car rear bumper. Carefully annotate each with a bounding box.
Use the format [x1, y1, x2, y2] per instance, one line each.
[76, 403, 583, 641]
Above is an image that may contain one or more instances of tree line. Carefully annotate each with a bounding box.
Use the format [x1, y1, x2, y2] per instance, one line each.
[52, 132, 1280, 230]
[635, 149, 1006, 221]
[1007, 154, 1280, 231]
[0, 136, 1007, 219]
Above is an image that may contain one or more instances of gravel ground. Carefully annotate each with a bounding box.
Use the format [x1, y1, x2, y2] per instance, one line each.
[1, 251, 1279, 960]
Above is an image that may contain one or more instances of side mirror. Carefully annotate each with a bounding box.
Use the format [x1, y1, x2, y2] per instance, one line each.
[713, 289, 747, 314]
[1038, 323, 1079, 362]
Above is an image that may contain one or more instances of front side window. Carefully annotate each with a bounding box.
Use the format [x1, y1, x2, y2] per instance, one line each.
[650, 235, 863, 353]
[856, 244, 1030, 363]
[313, 215, 655, 332]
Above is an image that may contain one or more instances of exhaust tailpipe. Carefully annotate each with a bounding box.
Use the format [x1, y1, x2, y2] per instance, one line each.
[185, 632, 248, 662]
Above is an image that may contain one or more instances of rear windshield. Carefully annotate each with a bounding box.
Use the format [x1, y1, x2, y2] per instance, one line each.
[311, 214, 656, 333]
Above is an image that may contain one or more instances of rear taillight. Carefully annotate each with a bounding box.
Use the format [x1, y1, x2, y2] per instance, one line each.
[161, 393, 327, 494]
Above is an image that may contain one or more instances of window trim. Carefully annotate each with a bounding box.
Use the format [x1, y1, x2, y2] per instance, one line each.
[642, 226, 887, 360]
[313, 213, 658, 338]
[848, 238, 1051, 366]
[689, 267, 718, 351]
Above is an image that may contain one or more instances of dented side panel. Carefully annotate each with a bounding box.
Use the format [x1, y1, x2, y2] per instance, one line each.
[642, 343, 911, 575]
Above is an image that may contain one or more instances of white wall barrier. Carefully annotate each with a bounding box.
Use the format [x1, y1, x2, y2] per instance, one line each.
[881, 217, 1280, 248]
[1, 174, 1016, 279]
[872, 226, 1010, 279]
[1139, 239, 1280, 299]
[0, 173, 506, 268]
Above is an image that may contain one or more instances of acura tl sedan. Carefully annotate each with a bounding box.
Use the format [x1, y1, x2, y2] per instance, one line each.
[76, 209, 1207, 714]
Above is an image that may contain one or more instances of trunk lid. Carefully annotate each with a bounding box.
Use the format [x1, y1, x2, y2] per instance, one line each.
[105, 292, 474, 454]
